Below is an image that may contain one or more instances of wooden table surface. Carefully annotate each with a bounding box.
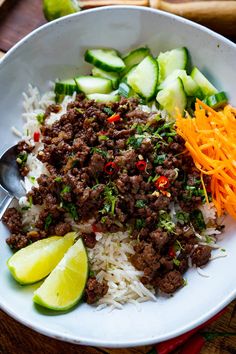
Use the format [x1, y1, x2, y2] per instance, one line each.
[0, 1, 236, 353]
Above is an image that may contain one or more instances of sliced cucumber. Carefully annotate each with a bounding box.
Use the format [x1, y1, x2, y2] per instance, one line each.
[118, 82, 134, 98]
[85, 48, 125, 73]
[191, 67, 218, 96]
[92, 67, 119, 89]
[157, 47, 189, 82]
[203, 91, 228, 109]
[156, 78, 187, 118]
[127, 55, 158, 100]
[74, 76, 112, 94]
[86, 93, 120, 103]
[122, 47, 150, 73]
[121, 64, 137, 83]
[54, 79, 78, 96]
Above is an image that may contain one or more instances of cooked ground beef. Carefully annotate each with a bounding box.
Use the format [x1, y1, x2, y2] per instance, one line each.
[3, 95, 214, 300]
[85, 277, 108, 304]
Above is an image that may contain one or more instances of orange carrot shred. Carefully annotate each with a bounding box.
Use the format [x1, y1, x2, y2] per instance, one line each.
[176, 100, 236, 219]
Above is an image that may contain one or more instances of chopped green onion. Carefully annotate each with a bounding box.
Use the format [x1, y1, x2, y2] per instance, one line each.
[173, 258, 180, 266]
[98, 135, 109, 141]
[103, 107, 114, 116]
[91, 147, 108, 158]
[135, 200, 146, 208]
[36, 113, 45, 125]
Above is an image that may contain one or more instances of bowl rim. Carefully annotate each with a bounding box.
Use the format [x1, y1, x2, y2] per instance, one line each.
[0, 5, 236, 348]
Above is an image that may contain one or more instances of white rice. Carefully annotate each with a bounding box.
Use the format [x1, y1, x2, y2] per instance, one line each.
[14, 84, 225, 308]
[88, 231, 156, 309]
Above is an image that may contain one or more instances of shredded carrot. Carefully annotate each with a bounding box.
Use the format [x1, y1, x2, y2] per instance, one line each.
[176, 99, 236, 218]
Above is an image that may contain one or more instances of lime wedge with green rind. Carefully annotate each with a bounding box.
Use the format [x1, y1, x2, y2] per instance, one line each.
[7, 232, 77, 285]
[33, 238, 88, 311]
[43, 0, 80, 22]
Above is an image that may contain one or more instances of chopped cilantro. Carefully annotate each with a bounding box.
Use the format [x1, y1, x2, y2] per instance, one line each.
[127, 136, 143, 149]
[190, 209, 206, 232]
[135, 200, 146, 208]
[61, 185, 71, 195]
[154, 154, 166, 165]
[135, 218, 146, 230]
[63, 202, 78, 220]
[91, 147, 108, 158]
[45, 214, 52, 230]
[100, 183, 118, 216]
[54, 176, 62, 182]
[98, 135, 109, 141]
[176, 211, 190, 225]
[136, 125, 144, 134]
[103, 107, 114, 116]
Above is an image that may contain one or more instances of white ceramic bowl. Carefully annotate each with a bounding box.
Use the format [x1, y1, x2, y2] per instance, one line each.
[0, 6, 236, 348]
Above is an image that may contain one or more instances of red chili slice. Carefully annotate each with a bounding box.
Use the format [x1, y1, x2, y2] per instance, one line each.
[107, 113, 121, 123]
[33, 131, 40, 142]
[104, 161, 118, 175]
[168, 246, 176, 258]
[135, 160, 147, 171]
[155, 175, 170, 190]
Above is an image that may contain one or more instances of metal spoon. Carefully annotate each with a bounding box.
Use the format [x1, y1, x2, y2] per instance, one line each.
[0, 145, 26, 220]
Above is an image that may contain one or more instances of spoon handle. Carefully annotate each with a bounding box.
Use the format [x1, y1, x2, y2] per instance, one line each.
[0, 194, 14, 220]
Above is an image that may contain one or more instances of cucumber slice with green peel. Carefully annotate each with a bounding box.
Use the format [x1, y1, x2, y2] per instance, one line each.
[127, 55, 159, 100]
[157, 47, 189, 82]
[74, 76, 113, 94]
[54, 79, 78, 96]
[203, 91, 228, 109]
[92, 67, 119, 89]
[157, 69, 201, 97]
[87, 93, 120, 103]
[121, 64, 137, 83]
[156, 78, 187, 118]
[191, 67, 218, 96]
[122, 47, 150, 74]
[118, 82, 134, 98]
[85, 48, 125, 73]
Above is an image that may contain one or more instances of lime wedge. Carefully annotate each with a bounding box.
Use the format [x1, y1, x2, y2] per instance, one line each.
[43, 0, 80, 22]
[33, 238, 88, 311]
[7, 232, 77, 285]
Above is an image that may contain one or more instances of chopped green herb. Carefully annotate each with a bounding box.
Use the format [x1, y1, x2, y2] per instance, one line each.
[176, 211, 190, 225]
[183, 278, 188, 286]
[221, 248, 226, 252]
[136, 125, 144, 134]
[158, 210, 175, 233]
[28, 195, 33, 207]
[101, 216, 107, 224]
[89, 270, 95, 277]
[154, 154, 166, 165]
[127, 136, 143, 149]
[91, 147, 108, 158]
[147, 176, 153, 183]
[100, 183, 118, 216]
[61, 185, 71, 195]
[98, 135, 109, 141]
[54, 176, 62, 182]
[135, 218, 146, 230]
[135, 200, 147, 208]
[74, 107, 84, 114]
[45, 214, 53, 230]
[173, 258, 180, 266]
[36, 113, 45, 125]
[29, 176, 36, 184]
[190, 209, 206, 232]
[103, 107, 114, 116]
[16, 152, 28, 166]
[63, 202, 78, 220]
[205, 235, 214, 244]
[174, 240, 184, 252]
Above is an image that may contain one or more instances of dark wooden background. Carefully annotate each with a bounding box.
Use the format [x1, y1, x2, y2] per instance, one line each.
[0, 1, 236, 353]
